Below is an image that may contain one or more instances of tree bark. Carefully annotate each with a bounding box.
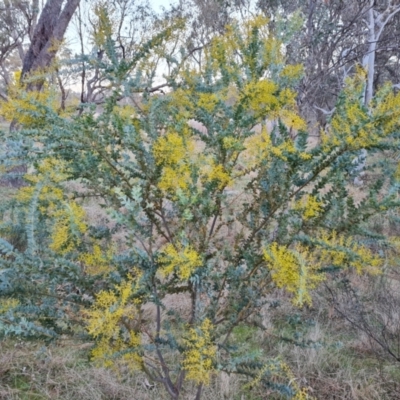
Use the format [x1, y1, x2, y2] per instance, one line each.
[21, 0, 80, 89]
[355, 1, 400, 185]
[5, 0, 80, 188]
[364, 3, 376, 105]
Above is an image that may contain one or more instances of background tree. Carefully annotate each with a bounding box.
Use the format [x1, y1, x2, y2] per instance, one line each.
[72, 0, 159, 105]
[257, 0, 400, 128]
[20, 0, 80, 90]
[0, 0, 39, 99]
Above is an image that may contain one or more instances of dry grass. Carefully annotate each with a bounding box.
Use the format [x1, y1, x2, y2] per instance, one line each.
[0, 340, 179, 400]
[1, 298, 400, 400]
[0, 339, 250, 400]
[284, 323, 399, 399]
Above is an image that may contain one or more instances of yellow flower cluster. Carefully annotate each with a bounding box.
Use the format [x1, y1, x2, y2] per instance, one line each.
[153, 130, 234, 196]
[263, 243, 324, 306]
[79, 244, 113, 275]
[243, 15, 270, 37]
[0, 71, 60, 127]
[153, 131, 196, 196]
[243, 127, 309, 169]
[208, 32, 236, 76]
[280, 64, 304, 81]
[92, 2, 116, 47]
[14, 158, 87, 255]
[240, 80, 305, 129]
[322, 69, 400, 152]
[86, 277, 142, 370]
[50, 201, 87, 254]
[244, 359, 313, 398]
[372, 89, 400, 135]
[202, 162, 232, 189]
[166, 88, 193, 118]
[158, 243, 202, 281]
[16, 158, 69, 213]
[243, 16, 283, 71]
[277, 108, 307, 131]
[16, 184, 64, 208]
[316, 231, 382, 275]
[294, 195, 323, 220]
[182, 318, 216, 385]
[198, 93, 219, 112]
[241, 79, 279, 116]
[158, 164, 192, 195]
[264, 232, 382, 305]
[243, 127, 273, 166]
[0, 298, 19, 314]
[29, 158, 70, 184]
[328, 105, 376, 151]
[16, 158, 70, 205]
[222, 136, 240, 150]
[206, 15, 284, 80]
[113, 104, 136, 122]
[153, 131, 193, 165]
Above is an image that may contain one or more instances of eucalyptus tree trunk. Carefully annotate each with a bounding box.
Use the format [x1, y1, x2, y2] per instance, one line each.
[354, 0, 400, 185]
[5, 0, 80, 187]
[363, 2, 376, 106]
[21, 0, 80, 89]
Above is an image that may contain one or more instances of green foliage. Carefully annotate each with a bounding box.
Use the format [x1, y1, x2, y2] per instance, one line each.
[1, 14, 400, 400]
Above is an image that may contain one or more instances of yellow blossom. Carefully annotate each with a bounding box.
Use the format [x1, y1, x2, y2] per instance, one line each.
[16, 158, 69, 207]
[50, 201, 87, 254]
[91, 2, 117, 47]
[243, 126, 272, 168]
[198, 93, 219, 112]
[317, 231, 382, 275]
[153, 131, 197, 196]
[278, 109, 306, 131]
[371, 86, 400, 135]
[85, 276, 143, 370]
[182, 318, 216, 385]
[202, 162, 232, 189]
[153, 132, 194, 166]
[263, 243, 324, 306]
[280, 64, 304, 81]
[264, 232, 382, 306]
[222, 136, 240, 150]
[113, 104, 136, 121]
[244, 359, 314, 398]
[300, 152, 312, 160]
[157, 164, 192, 195]
[241, 79, 279, 117]
[0, 71, 62, 127]
[158, 243, 202, 280]
[243, 126, 300, 167]
[294, 195, 323, 220]
[80, 244, 113, 275]
[0, 298, 19, 314]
